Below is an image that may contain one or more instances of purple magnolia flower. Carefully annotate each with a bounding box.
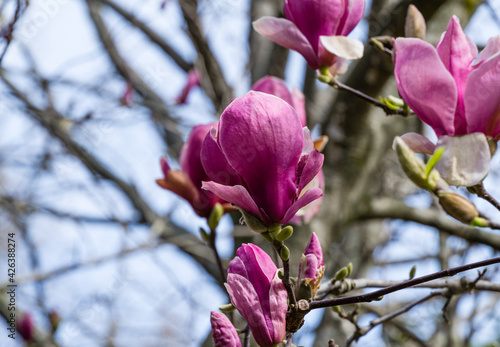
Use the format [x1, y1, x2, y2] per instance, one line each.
[226, 244, 287, 347]
[175, 68, 201, 105]
[210, 311, 242, 347]
[156, 123, 226, 218]
[18, 313, 34, 341]
[201, 91, 324, 228]
[394, 16, 500, 186]
[251, 75, 306, 127]
[253, 0, 365, 71]
[298, 233, 325, 297]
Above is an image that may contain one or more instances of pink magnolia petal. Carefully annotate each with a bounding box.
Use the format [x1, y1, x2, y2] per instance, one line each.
[210, 312, 242, 347]
[253, 17, 318, 68]
[399, 132, 436, 155]
[226, 275, 273, 347]
[291, 87, 307, 127]
[465, 52, 500, 138]
[268, 271, 287, 344]
[338, 0, 366, 36]
[284, 0, 344, 52]
[180, 123, 214, 188]
[281, 188, 323, 224]
[201, 132, 242, 186]
[394, 38, 457, 136]
[251, 76, 293, 106]
[303, 254, 319, 279]
[218, 91, 304, 222]
[202, 181, 261, 218]
[472, 35, 500, 67]
[435, 16, 476, 134]
[297, 149, 324, 194]
[435, 133, 491, 187]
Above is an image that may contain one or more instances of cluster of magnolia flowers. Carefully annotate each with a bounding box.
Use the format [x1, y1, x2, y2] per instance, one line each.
[156, 0, 500, 345]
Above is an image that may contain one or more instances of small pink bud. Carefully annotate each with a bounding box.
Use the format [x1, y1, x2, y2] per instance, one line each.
[210, 311, 241, 347]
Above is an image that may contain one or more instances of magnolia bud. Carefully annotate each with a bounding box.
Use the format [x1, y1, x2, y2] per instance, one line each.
[199, 228, 210, 242]
[405, 5, 426, 40]
[394, 137, 433, 190]
[276, 226, 294, 241]
[208, 203, 224, 231]
[280, 245, 290, 261]
[438, 191, 479, 224]
[409, 265, 417, 280]
[334, 267, 349, 281]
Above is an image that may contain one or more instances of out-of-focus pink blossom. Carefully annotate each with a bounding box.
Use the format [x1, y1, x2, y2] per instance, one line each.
[226, 244, 287, 347]
[156, 123, 225, 218]
[18, 313, 34, 341]
[251, 75, 306, 127]
[175, 69, 201, 105]
[120, 83, 134, 107]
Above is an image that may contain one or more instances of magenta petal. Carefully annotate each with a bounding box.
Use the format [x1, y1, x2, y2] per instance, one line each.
[338, 0, 365, 36]
[281, 188, 323, 224]
[218, 91, 304, 222]
[284, 0, 344, 52]
[160, 156, 171, 177]
[435, 133, 491, 187]
[179, 123, 214, 188]
[253, 17, 318, 68]
[435, 16, 477, 134]
[210, 312, 242, 347]
[251, 76, 294, 106]
[202, 181, 261, 217]
[291, 87, 307, 127]
[201, 132, 242, 186]
[297, 149, 324, 194]
[303, 254, 319, 279]
[231, 244, 278, 300]
[268, 271, 287, 344]
[473, 36, 500, 67]
[305, 232, 323, 265]
[226, 275, 273, 347]
[394, 38, 457, 136]
[399, 132, 436, 155]
[465, 52, 500, 138]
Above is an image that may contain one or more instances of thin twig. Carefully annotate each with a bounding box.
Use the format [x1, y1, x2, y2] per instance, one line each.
[285, 332, 294, 347]
[243, 325, 250, 347]
[309, 255, 500, 310]
[471, 182, 500, 212]
[329, 80, 409, 116]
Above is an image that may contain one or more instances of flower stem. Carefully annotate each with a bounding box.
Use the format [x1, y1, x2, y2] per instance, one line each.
[471, 182, 500, 212]
[329, 79, 409, 116]
[274, 242, 297, 307]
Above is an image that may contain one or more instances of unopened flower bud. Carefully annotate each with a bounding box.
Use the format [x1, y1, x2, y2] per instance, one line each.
[394, 136, 437, 191]
[276, 226, 294, 241]
[487, 136, 497, 157]
[409, 265, 417, 280]
[208, 203, 224, 231]
[438, 191, 479, 224]
[405, 5, 426, 40]
[347, 262, 353, 277]
[334, 267, 349, 281]
[280, 245, 290, 261]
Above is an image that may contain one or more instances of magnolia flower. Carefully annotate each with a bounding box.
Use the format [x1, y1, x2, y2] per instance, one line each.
[251, 75, 307, 127]
[226, 244, 287, 347]
[18, 313, 34, 341]
[253, 0, 365, 72]
[210, 311, 242, 347]
[298, 232, 325, 298]
[201, 91, 324, 229]
[156, 123, 225, 218]
[394, 16, 500, 186]
[175, 68, 201, 105]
